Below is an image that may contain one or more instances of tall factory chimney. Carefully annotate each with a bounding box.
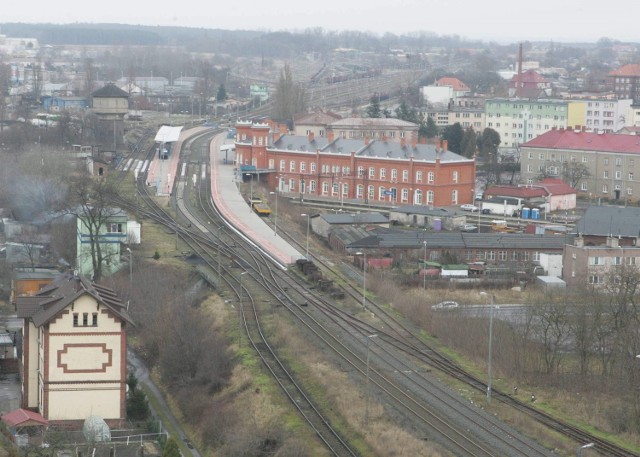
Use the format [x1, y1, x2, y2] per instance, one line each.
[517, 43, 523, 98]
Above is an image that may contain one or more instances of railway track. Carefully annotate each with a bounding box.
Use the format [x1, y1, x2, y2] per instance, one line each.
[116, 130, 360, 457]
[178, 134, 555, 455]
[114, 129, 638, 456]
[269, 210, 639, 457]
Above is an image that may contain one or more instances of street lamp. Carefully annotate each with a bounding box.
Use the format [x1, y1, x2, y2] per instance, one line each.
[270, 190, 278, 236]
[356, 251, 367, 310]
[365, 333, 378, 427]
[238, 271, 248, 347]
[480, 291, 497, 404]
[301, 213, 310, 258]
[245, 173, 253, 211]
[217, 225, 223, 281]
[126, 247, 132, 289]
[422, 240, 427, 290]
[577, 443, 594, 457]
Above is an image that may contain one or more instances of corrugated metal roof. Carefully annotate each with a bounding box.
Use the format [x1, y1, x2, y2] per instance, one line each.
[349, 231, 574, 250]
[155, 125, 183, 143]
[321, 212, 388, 224]
[391, 205, 451, 216]
[575, 206, 640, 237]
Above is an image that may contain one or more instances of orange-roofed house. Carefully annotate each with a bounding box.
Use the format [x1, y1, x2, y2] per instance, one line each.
[435, 77, 471, 98]
[608, 64, 640, 105]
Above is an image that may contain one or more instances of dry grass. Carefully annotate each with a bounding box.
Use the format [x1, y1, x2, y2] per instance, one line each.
[135, 216, 186, 267]
[270, 312, 449, 456]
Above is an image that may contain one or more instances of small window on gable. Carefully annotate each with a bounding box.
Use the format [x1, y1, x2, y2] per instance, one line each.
[73, 313, 78, 327]
[82, 313, 88, 326]
[92, 313, 98, 327]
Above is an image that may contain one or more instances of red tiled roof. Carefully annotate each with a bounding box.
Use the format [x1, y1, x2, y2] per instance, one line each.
[522, 129, 640, 153]
[608, 64, 640, 77]
[485, 185, 545, 198]
[537, 178, 576, 195]
[436, 77, 470, 91]
[2, 409, 48, 427]
[485, 179, 576, 198]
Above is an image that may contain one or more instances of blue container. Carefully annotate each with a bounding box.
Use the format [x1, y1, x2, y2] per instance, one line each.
[433, 218, 442, 231]
[522, 207, 530, 219]
[532, 208, 540, 220]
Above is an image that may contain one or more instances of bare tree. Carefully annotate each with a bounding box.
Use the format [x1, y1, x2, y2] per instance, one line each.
[529, 295, 571, 375]
[273, 64, 306, 121]
[562, 161, 591, 189]
[66, 174, 121, 281]
[83, 57, 98, 97]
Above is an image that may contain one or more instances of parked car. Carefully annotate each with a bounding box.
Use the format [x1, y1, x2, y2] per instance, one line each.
[432, 301, 460, 310]
[460, 223, 478, 232]
[460, 204, 479, 212]
[481, 208, 492, 214]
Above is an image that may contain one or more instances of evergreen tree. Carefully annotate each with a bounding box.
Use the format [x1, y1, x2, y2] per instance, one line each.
[126, 388, 150, 421]
[395, 102, 419, 123]
[441, 122, 464, 154]
[460, 127, 478, 158]
[366, 96, 382, 118]
[478, 127, 501, 157]
[419, 116, 439, 140]
[216, 84, 227, 102]
[162, 437, 181, 457]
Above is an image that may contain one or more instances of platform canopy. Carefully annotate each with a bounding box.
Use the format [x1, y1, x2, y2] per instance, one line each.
[154, 125, 183, 143]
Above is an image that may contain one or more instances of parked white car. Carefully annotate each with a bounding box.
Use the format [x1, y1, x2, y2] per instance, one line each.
[460, 204, 479, 212]
[432, 301, 460, 310]
[460, 223, 478, 232]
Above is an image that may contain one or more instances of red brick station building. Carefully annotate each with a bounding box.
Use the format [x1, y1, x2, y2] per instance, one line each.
[234, 120, 476, 207]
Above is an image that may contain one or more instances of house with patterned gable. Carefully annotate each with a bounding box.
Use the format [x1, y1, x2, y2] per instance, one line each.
[15, 272, 133, 426]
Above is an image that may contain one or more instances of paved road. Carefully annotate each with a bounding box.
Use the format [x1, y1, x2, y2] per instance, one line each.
[128, 350, 201, 457]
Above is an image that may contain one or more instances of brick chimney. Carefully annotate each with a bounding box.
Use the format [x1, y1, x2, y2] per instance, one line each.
[400, 137, 406, 148]
[328, 131, 335, 142]
[442, 139, 448, 152]
[309, 131, 315, 142]
[364, 136, 370, 145]
[411, 135, 418, 149]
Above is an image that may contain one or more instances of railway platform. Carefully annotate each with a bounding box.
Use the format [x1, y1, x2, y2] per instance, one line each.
[209, 132, 303, 266]
[147, 127, 208, 196]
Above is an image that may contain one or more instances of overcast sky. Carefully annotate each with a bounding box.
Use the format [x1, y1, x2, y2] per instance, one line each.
[2, 0, 639, 44]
